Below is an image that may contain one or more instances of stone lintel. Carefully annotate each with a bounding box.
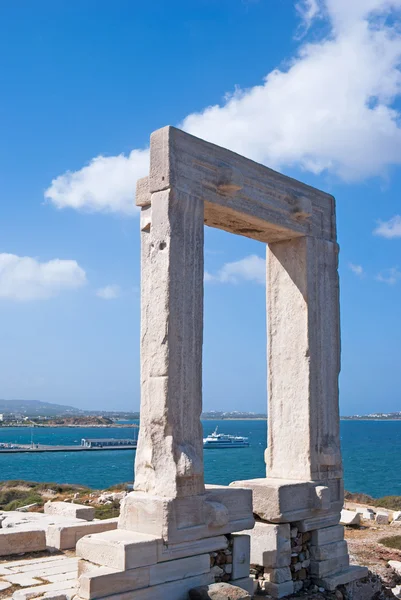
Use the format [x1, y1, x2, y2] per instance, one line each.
[119, 487, 254, 544]
[147, 126, 336, 243]
[230, 478, 342, 523]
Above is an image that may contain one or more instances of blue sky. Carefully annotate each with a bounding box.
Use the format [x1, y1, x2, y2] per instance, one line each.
[1, 0, 400, 415]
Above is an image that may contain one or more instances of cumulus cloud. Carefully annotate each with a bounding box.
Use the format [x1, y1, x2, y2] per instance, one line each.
[373, 215, 401, 238]
[376, 266, 401, 284]
[96, 284, 121, 300]
[45, 149, 149, 215]
[206, 255, 265, 285]
[45, 0, 401, 214]
[0, 254, 86, 301]
[349, 263, 364, 277]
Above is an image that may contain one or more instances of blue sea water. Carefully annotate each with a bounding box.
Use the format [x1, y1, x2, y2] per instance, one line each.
[0, 420, 397, 498]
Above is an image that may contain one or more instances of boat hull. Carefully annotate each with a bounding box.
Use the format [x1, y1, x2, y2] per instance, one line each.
[203, 442, 249, 448]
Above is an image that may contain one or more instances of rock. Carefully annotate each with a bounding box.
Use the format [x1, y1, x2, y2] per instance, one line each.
[361, 510, 375, 521]
[340, 509, 361, 526]
[189, 582, 251, 599]
[290, 527, 298, 539]
[44, 501, 94, 521]
[393, 585, 401, 598]
[376, 512, 390, 525]
[211, 565, 224, 578]
[389, 561, 401, 576]
[393, 512, 401, 522]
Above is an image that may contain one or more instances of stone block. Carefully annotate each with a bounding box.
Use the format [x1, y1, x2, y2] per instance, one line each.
[12, 581, 77, 600]
[230, 577, 254, 596]
[265, 566, 292, 583]
[78, 572, 215, 600]
[310, 525, 344, 546]
[76, 529, 159, 570]
[149, 554, 210, 586]
[189, 581, 251, 599]
[119, 487, 253, 543]
[309, 540, 348, 561]
[262, 579, 294, 598]
[4, 574, 42, 587]
[0, 582, 11, 591]
[310, 554, 349, 577]
[297, 513, 341, 532]
[360, 510, 375, 521]
[157, 535, 228, 562]
[241, 521, 290, 568]
[79, 565, 150, 599]
[315, 565, 368, 591]
[389, 561, 401, 576]
[231, 534, 250, 580]
[393, 511, 401, 522]
[46, 518, 118, 550]
[231, 478, 341, 522]
[0, 528, 46, 556]
[375, 512, 389, 525]
[340, 510, 360, 526]
[44, 502, 94, 521]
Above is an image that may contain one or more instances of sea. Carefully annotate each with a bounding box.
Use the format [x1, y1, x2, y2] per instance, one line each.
[0, 420, 397, 499]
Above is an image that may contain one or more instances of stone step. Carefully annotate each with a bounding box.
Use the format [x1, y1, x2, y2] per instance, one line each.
[46, 518, 118, 550]
[78, 572, 214, 600]
[78, 554, 211, 599]
[76, 530, 159, 571]
[315, 565, 369, 591]
[0, 529, 47, 556]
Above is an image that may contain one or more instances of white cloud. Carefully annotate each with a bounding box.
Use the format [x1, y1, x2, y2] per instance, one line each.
[0, 254, 86, 301]
[373, 215, 401, 238]
[295, 0, 321, 35]
[376, 266, 401, 284]
[206, 255, 265, 285]
[45, 1, 401, 214]
[349, 263, 364, 277]
[45, 149, 149, 215]
[96, 284, 121, 300]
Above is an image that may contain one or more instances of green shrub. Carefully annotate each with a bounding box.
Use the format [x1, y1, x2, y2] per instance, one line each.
[0, 491, 43, 511]
[94, 502, 120, 520]
[378, 536, 401, 550]
[374, 496, 401, 510]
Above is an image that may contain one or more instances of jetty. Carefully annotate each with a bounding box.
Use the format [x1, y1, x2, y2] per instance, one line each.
[0, 438, 137, 453]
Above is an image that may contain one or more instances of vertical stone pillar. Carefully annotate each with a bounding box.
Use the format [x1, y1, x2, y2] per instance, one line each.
[266, 236, 342, 482]
[134, 187, 205, 498]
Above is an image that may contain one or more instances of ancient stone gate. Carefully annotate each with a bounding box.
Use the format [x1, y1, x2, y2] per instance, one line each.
[75, 127, 367, 599]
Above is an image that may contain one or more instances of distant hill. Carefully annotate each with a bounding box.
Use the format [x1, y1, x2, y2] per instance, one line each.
[0, 400, 83, 417]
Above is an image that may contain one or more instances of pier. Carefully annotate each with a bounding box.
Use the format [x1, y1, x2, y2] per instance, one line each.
[0, 438, 137, 453]
[0, 444, 137, 453]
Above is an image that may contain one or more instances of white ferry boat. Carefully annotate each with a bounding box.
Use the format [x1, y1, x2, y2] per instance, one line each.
[203, 427, 249, 448]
